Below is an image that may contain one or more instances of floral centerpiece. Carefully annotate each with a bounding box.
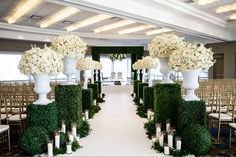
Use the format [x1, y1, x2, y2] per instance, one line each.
[141, 56, 159, 69]
[108, 53, 126, 61]
[169, 42, 215, 101]
[148, 33, 184, 83]
[51, 34, 87, 84]
[18, 45, 63, 105]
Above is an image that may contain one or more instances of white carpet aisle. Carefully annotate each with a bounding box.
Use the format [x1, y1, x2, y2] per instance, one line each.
[66, 85, 163, 156]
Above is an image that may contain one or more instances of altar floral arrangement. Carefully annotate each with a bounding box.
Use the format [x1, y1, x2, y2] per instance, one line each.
[94, 61, 103, 70]
[168, 42, 215, 71]
[148, 33, 184, 58]
[51, 34, 87, 58]
[18, 45, 63, 75]
[76, 58, 96, 70]
[108, 53, 126, 61]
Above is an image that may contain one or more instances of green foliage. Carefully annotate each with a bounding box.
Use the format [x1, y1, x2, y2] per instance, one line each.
[143, 86, 154, 110]
[72, 140, 81, 151]
[78, 121, 91, 138]
[136, 105, 147, 118]
[82, 89, 93, 112]
[53, 147, 66, 155]
[94, 81, 102, 94]
[55, 85, 83, 129]
[133, 80, 142, 95]
[88, 83, 99, 100]
[26, 101, 59, 135]
[60, 132, 68, 147]
[138, 83, 148, 99]
[20, 126, 49, 155]
[154, 83, 182, 129]
[144, 120, 155, 139]
[178, 100, 206, 133]
[182, 124, 212, 155]
[152, 142, 164, 152]
[89, 105, 101, 118]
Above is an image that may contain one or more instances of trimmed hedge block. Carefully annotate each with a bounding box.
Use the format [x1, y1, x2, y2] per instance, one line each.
[133, 80, 141, 95]
[82, 89, 93, 112]
[154, 83, 182, 129]
[94, 81, 102, 95]
[143, 86, 154, 110]
[138, 82, 148, 99]
[55, 85, 83, 129]
[178, 100, 206, 132]
[20, 126, 49, 155]
[26, 101, 59, 134]
[88, 83, 99, 100]
[182, 124, 212, 155]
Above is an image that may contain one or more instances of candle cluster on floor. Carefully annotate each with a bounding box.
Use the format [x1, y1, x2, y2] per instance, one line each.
[47, 121, 81, 156]
[151, 119, 186, 156]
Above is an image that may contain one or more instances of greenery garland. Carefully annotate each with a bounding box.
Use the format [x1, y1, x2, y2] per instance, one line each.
[136, 104, 147, 118]
[78, 121, 91, 138]
[108, 53, 126, 61]
[144, 120, 155, 139]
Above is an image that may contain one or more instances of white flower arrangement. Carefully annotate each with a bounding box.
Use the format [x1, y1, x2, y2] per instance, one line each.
[94, 61, 103, 70]
[51, 34, 87, 58]
[141, 56, 159, 69]
[169, 42, 215, 71]
[18, 45, 64, 75]
[148, 33, 184, 58]
[108, 53, 126, 61]
[76, 58, 96, 70]
[132, 59, 143, 70]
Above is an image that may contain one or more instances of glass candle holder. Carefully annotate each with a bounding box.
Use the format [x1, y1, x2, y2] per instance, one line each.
[167, 131, 173, 148]
[68, 131, 74, 142]
[166, 119, 170, 132]
[71, 122, 77, 137]
[176, 136, 182, 151]
[66, 142, 72, 154]
[159, 132, 164, 147]
[55, 132, 60, 149]
[152, 136, 156, 143]
[85, 110, 89, 120]
[164, 144, 170, 155]
[61, 120, 66, 133]
[47, 140, 53, 157]
[155, 123, 161, 140]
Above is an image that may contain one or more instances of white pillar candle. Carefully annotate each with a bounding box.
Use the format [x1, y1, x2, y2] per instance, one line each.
[85, 110, 89, 120]
[66, 143, 72, 154]
[164, 145, 170, 155]
[152, 136, 156, 143]
[147, 109, 151, 120]
[150, 115, 154, 121]
[61, 121, 66, 133]
[82, 116, 86, 121]
[176, 137, 182, 151]
[166, 119, 170, 132]
[156, 123, 161, 140]
[68, 132, 74, 142]
[55, 133, 60, 149]
[159, 132, 164, 147]
[142, 68, 145, 83]
[76, 134, 80, 142]
[47, 141, 53, 157]
[168, 133, 173, 148]
[72, 123, 77, 137]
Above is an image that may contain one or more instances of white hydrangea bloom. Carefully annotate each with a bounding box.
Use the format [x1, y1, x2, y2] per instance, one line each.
[76, 58, 96, 70]
[18, 46, 64, 75]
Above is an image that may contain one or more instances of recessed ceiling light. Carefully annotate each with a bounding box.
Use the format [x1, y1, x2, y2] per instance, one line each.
[146, 28, 172, 35]
[118, 25, 155, 35]
[94, 20, 136, 33]
[30, 15, 42, 20]
[196, 0, 220, 5]
[66, 14, 111, 31]
[5, 0, 43, 24]
[62, 20, 74, 25]
[215, 3, 236, 13]
[40, 7, 79, 28]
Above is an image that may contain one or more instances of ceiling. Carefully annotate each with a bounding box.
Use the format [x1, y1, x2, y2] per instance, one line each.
[0, 0, 235, 47]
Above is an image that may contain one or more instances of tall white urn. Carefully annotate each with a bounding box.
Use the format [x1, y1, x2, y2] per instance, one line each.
[137, 70, 140, 80]
[33, 74, 51, 105]
[181, 69, 200, 101]
[159, 57, 173, 84]
[63, 57, 77, 85]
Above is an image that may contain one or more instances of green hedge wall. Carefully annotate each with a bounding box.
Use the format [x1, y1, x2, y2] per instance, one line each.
[177, 100, 206, 132]
[55, 85, 83, 129]
[133, 80, 141, 95]
[154, 83, 182, 129]
[26, 101, 59, 134]
[88, 83, 99, 100]
[94, 81, 102, 95]
[138, 82, 148, 99]
[82, 89, 93, 112]
[143, 86, 154, 110]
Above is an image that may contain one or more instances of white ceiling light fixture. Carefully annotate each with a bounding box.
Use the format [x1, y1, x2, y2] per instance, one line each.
[5, 0, 43, 24]
[229, 13, 236, 20]
[118, 25, 155, 35]
[215, 3, 236, 13]
[66, 14, 111, 31]
[196, 0, 220, 5]
[146, 28, 172, 35]
[40, 7, 79, 28]
[93, 20, 136, 33]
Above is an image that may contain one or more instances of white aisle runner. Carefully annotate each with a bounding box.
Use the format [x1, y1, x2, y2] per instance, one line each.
[67, 85, 161, 156]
